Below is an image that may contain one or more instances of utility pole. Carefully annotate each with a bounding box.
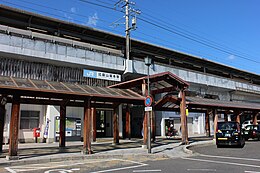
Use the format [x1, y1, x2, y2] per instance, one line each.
[125, 0, 130, 61]
[114, 0, 140, 72]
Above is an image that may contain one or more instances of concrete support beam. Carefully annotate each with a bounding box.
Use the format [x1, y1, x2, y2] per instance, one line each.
[83, 98, 92, 154]
[9, 95, 20, 157]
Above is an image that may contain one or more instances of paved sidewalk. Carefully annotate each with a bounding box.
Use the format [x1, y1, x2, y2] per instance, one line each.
[0, 136, 213, 166]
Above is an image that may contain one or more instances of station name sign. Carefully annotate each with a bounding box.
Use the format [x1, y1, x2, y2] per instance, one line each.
[83, 69, 121, 82]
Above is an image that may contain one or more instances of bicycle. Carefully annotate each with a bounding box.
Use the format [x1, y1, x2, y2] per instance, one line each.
[166, 128, 178, 139]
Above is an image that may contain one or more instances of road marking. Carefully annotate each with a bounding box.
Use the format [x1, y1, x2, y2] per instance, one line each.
[133, 170, 161, 172]
[5, 167, 16, 173]
[4, 159, 119, 172]
[90, 160, 148, 173]
[200, 154, 260, 162]
[182, 157, 260, 168]
[245, 171, 260, 173]
[187, 169, 216, 172]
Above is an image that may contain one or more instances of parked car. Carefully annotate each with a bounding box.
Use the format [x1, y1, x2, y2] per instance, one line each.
[216, 121, 245, 148]
[243, 124, 260, 141]
[242, 120, 253, 129]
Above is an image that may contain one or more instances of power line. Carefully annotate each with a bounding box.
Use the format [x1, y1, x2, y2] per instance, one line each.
[0, 0, 124, 35]
[77, 0, 260, 65]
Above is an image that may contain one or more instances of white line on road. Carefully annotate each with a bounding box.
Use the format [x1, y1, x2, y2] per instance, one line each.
[5, 167, 16, 173]
[90, 164, 148, 173]
[187, 169, 216, 172]
[200, 154, 260, 162]
[245, 171, 260, 173]
[182, 157, 260, 168]
[133, 170, 161, 172]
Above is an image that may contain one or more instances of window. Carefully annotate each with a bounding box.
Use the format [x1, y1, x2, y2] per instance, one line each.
[20, 110, 40, 129]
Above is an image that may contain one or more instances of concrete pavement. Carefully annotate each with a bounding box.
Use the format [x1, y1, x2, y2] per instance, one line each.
[0, 136, 213, 167]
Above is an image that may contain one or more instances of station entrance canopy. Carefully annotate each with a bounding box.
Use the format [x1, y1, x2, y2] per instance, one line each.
[0, 75, 145, 158]
[155, 95, 260, 112]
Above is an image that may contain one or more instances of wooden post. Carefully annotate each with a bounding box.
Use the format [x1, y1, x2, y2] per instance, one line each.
[205, 110, 210, 137]
[83, 98, 92, 154]
[0, 103, 6, 152]
[113, 103, 119, 144]
[180, 89, 188, 144]
[235, 110, 242, 124]
[152, 110, 156, 142]
[224, 112, 228, 122]
[125, 104, 131, 140]
[9, 95, 20, 157]
[59, 101, 66, 148]
[92, 107, 96, 142]
[142, 79, 147, 146]
[143, 112, 147, 146]
[213, 110, 218, 139]
[253, 112, 258, 125]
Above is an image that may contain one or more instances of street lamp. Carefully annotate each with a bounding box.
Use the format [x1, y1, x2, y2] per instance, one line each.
[144, 56, 152, 153]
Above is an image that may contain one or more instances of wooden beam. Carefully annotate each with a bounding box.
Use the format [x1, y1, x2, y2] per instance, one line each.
[125, 104, 131, 140]
[113, 103, 119, 144]
[143, 112, 148, 146]
[9, 95, 20, 157]
[83, 98, 92, 154]
[0, 104, 6, 152]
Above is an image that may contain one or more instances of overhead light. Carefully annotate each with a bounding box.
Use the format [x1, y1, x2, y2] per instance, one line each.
[27, 27, 48, 33]
[63, 34, 81, 41]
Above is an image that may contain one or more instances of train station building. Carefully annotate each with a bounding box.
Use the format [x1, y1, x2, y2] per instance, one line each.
[0, 5, 260, 157]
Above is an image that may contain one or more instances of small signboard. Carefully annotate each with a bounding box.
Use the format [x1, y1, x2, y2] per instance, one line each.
[83, 69, 121, 82]
[145, 106, 152, 112]
[144, 96, 153, 107]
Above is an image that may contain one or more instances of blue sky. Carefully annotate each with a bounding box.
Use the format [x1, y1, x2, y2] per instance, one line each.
[1, 0, 260, 74]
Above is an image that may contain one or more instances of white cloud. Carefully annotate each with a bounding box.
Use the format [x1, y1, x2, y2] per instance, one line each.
[70, 7, 76, 13]
[227, 55, 236, 60]
[87, 13, 99, 26]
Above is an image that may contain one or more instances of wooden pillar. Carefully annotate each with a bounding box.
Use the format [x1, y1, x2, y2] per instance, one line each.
[213, 110, 218, 139]
[152, 110, 156, 142]
[59, 101, 66, 148]
[205, 110, 210, 137]
[9, 95, 20, 157]
[92, 107, 96, 142]
[235, 110, 242, 124]
[83, 98, 92, 154]
[224, 112, 228, 122]
[180, 89, 188, 144]
[143, 112, 148, 145]
[0, 103, 6, 152]
[142, 79, 147, 146]
[113, 103, 119, 144]
[253, 112, 258, 125]
[125, 104, 131, 140]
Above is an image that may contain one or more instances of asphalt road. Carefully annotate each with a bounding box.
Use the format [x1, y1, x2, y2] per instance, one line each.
[2, 140, 260, 173]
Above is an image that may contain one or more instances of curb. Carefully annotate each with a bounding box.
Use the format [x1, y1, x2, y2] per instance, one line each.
[182, 140, 214, 155]
[0, 153, 169, 167]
